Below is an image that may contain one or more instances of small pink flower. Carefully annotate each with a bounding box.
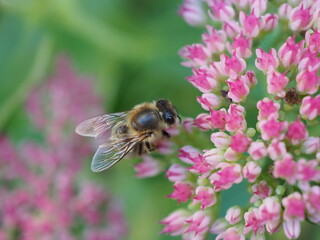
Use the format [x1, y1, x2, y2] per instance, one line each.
[305, 29, 320, 53]
[134, 156, 161, 178]
[282, 192, 305, 221]
[297, 159, 320, 182]
[239, 10, 262, 38]
[202, 25, 227, 54]
[299, 95, 320, 120]
[243, 70, 257, 88]
[301, 137, 320, 154]
[250, 0, 267, 16]
[207, 0, 235, 21]
[218, 53, 247, 79]
[166, 164, 188, 182]
[193, 186, 217, 210]
[182, 118, 195, 133]
[296, 69, 320, 95]
[304, 186, 320, 224]
[225, 104, 246, 132]
[262, 13, 278, 31]
[298, 50, 320, 72]
[255, 48, 279, 72]
[267, 140, 287, 161]
[210, 131, 231, 149]
[186, 68, 218, 93]
[226, 33, 252, 58]
[257, 97, 280, 121]
[210, 219, 228, 234]
[209, 109, 227, 130]
[225, 206, 242, 225]
[209, 162, 242, 191]
[243, 208, 265, 235]
[166, 182, 194, 204]
[283, 218, 301, 240]
[248, 141, 267, 161]
[178, 0, 206, 26]
[197, 93, 221, 110]
[180, 44, 210, 67]
[227, 77, 250, 103]
[289, 2, 314, 31]
[273, 154, 297, 185]
[230, 132, 251, 153]
[266, 70, 289, 97]
[203, 148, 224, 166]
[216, 227, 245, 240]
[194, 113, 212, 131]
[250, 181, 273, 203]
[259, 118, 287, 141]
[185, 211, 211, 236]
[189, 154, 213, 175]
[223, 20, 241, 38]
[178, 145, 200, 164]
[278, 36, 304, 69]
[278, 3, 293, 20]
[160, 210, 189, 235]
[243, 161, 261, 182]
[286, 118, 308, 145]
[157, 140, 174, 155]
[224, 147, 241, 162]
[259, 197, 281, 233]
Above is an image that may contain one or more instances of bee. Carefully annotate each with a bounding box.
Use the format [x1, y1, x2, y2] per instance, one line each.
[75, 99, 180, 172]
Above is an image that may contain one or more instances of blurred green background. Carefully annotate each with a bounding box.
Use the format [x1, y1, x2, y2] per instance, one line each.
[1, 0, 319, 239]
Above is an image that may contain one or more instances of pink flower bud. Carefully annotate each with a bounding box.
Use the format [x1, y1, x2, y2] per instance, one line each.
[209, 109, 227, 130]
[223, 20, 241, 38]
[209, 162, 242, 191]
[194, 113, 212, 131]
[299, 95, 320, 120]
[255, 48, 279, 72]
[178, 145, 200, 164]
[243, 208, 265, 235]
[197, 93, 221, 110]
[224, 147, 241, 161]
[225, 206, 242, 224]
[301, 137, 320, 154]
[283, 219, 301, 240]
[239, 10, 262, 38]
[166, 164, 188, 182]
[178, 0, 206, 26]
[297, 159, 320, 182]
[208, 0, 235, 22]
[248, 141, 267, 160]
[227, 77, 250, 103]
[282, 192, 305, 221]
[259, 197, 281, 233]
[189, 154, 213, 175]
[250, 0, 267, 16]
[193, 186, 217, 210]
[278, 4, 292, 19]
[243, 161, 261, 182]
[180, 44, 210, 68]
[210, 219, 228, 234]
[218, 53, 247, 79]
[203, 148, 224, 166]
[278, 36, 304, 69]
[202, 25, 227, 54]
[250, 181, 273, 203]
[185, 211, 211, 236]
[182, 118, 195, 133]
[186, 67, 218, 93]
[134, 156, 161, 178]
[262, 13, 278, 31]
[230, 132, 251, 153]
[160, 210, 189, 235]
[257, 98, 280, 121]
[286, 118, 308, 145]
[157, 140, 174, 154]
[266, 70, 289, 97]
[305, 29, 320, 54]
[289, 2, 314, 31]
[226, 33, 252, 58]
[210, 131, 231, 149]
[296, 69, 320, 95]
[225, 104, 246, 132]
[243, 70, 257, 88]
[273, 154, 297, 185]
[259, 118, 287, 141]
[303, 186, 320, 224]
[166, 182, 194, 204]
[216, 227, 245, 240]
[267, 140, 287, 161]
[298, 50, 320, 72]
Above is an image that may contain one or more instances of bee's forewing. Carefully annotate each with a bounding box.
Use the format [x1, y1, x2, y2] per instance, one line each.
[75, 112, 128, 138]
[91, 134, 149, 172]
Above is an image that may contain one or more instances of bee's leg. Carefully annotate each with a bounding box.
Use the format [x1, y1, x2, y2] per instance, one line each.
[138, 142, 143, 155]
[145, 141, 155, 152]
[162, 130, 171, 138]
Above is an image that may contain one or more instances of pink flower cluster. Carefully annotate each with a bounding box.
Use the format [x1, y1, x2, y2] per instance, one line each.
[157, 0, 320, 239]
[0, 56, 127, 240]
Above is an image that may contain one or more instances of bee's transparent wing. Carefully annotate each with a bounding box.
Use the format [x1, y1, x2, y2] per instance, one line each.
[91, 134, 150, 172]
[75, 112, 128, 138]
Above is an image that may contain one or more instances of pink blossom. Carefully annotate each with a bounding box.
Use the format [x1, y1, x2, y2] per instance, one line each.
[250, 181, 273, 203]
[305, 29, 320, 53]
[243, 208, 265, 235]
[243, 161, 261, 182]
[134, 155, 161, 178]
[210, 219, 228, 234]
[255, 48, 279, 72]
[160, 210, 189, 236]
[197, 93, 221, 110]
[182, 118, 195, 133]
[207, 0, 235, 21]
[304, 186, 320, 224]
[167, 182, 194, 203]
[223, 20, 241, 38]
[166, 164, 188, 182]
[209, 162, 242, 191]
[243, 70, 257, 88]
[250, 0, 267, 16]
[278, 3, 293, 19]
[283, 218, 301, 240]
[209, 109, 227, 130]
[282, 192, 305, 221]
[267, 140, 287, 161]
[156, 140, 174, 155]
[298, 50, 320, 72]
[273, 154, 297, 185]
[203, 148, 224, 166]
[185, 211, 211, 236]
[230, 132, 251, 153]
[259, 118, 287, 141]
[289, 2, 314, 31]
[266, 70, 289, 97]
[259, 197, 281, 233]
[178, 0, 206, 26]
[257, 97, 280, 121]
[296, 69, 320, 94]
[299, 95, 320, 120]
[296, 159, 320, 182]
[194, 113, 212, 131]
[189, 154, 213, 175]
[227, 77, 250, 103]
[286, 118, 308, 145]
[226, 33, 252, 58]
[178, 145, 200, 164]
[301, 137, 320, 154]
[225, 104, 246, 132]
[202, 25, 226, 54]
[218, 53, 247, 79]
[180, 44, 210, 67]
[224, 147, 241, 162]
[216, 227, 245, 240]
[239, 10, 262, 38]
[225, 206, 241, 225]
[210, 131, 231, 149]
[248, 141, 267, 161]
[262, 13, 278, 31]
[193, 186, 217, 210]
[186, 67, 217, 92]
[278, 36, 304, 68]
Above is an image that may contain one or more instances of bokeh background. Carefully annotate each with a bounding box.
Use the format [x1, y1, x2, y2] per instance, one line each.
[0, 0, 319, 239]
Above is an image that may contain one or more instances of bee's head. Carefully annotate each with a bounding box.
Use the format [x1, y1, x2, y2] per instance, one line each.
[156, 99, 180, 125]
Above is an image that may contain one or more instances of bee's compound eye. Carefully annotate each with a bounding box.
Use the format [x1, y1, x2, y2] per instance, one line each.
[165, 115, 175, 124]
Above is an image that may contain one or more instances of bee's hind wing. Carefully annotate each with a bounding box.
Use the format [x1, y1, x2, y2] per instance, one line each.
[91, 133, 150, 172]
